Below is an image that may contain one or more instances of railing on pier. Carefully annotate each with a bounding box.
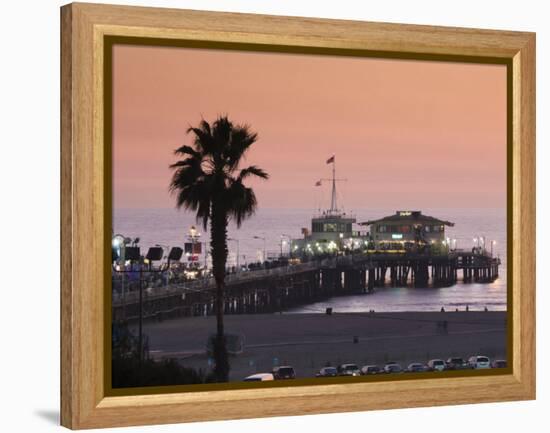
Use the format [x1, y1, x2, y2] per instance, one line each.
[112, 260, 323, 306]
[112, 249, 501, 320]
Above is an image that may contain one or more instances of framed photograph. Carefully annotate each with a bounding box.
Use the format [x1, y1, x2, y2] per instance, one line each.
[60, 3, 535, 429]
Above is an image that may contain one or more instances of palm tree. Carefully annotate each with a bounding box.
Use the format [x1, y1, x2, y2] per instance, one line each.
[169, 116, 268, 382]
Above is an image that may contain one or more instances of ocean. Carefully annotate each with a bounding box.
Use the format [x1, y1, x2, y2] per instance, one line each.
[113, 207, 507, 312]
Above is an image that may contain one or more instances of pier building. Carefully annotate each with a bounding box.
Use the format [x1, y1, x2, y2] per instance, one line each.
[359, 211, 454, 251]
[291, 156, 368, 255]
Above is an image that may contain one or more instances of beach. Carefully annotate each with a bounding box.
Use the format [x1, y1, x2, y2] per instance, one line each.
[135, 311, 507, 381]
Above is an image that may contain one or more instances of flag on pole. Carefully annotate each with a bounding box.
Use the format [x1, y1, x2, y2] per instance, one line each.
[315, 180, 322, 186]
[326, 155, 335, 164]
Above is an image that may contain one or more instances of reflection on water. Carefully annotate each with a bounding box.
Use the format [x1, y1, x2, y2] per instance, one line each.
[287, 280, 506, 313]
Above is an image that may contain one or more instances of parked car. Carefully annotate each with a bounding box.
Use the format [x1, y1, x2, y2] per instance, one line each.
[337, 364, 361, 376]
[491, 359, 507, 369]
[272, 366, 296, 380]
[427, 359, 446, 372]
[383, 363, 403, 374]
[243, 373, 274, 382]
[361, 365, 382, 375]
[468, 355, 491, 369]
[445, 357, 469, 370]
[405, 363, 428, 373]
[316, 367, 338, 377]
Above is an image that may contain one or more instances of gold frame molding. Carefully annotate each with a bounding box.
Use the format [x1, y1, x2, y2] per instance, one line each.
[61, 2, 536, 429]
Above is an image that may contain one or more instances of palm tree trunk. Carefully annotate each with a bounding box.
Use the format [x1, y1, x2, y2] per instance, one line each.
[210, 201, 229, 381]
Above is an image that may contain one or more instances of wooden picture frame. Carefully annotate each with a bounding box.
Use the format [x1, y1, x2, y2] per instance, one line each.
[60, 2, 535, 429]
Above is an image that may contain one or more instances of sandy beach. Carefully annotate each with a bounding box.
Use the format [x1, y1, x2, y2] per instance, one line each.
[134, 311, 507, 381]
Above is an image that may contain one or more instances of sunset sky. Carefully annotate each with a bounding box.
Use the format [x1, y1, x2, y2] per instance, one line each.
[112, 45, 507, 210]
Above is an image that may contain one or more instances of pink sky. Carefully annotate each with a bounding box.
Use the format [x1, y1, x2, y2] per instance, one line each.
[112, 45, 506, 210]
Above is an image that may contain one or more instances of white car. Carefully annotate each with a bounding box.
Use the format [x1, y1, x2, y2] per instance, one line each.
[361, 365, 382, 375]
[468, 355, 491, 369]
[243, 373, 274, 382]
[427, 359, 446, 372]
[405, 363, 428, 373]
[383, 363, 403, 374]
[338, 364, 361, 376]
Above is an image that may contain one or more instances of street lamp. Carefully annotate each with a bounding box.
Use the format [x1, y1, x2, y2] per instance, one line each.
[253, 235, 266, 263]
[112, 233, 130, 321]
[228, 238, 240, 270]
[112, 235, 124, 250]
[280, 234, 291, 258]
[112, 234, 131, 263]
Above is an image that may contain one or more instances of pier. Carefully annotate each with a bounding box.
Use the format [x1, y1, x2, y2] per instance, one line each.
[113, 250, 500, 322]
[112, 163, 502, 323]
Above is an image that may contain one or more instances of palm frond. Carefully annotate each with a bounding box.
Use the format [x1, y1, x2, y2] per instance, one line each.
[238, 165, 269, 182]
[212, 116, 233, 158]
[169, 158, 206, 199]
[187, 124, 215, 156]
[169, 158, 201, 170]
[227, 180, 258, 228]
[173, 144, 201, 159]
[225, 125, 258, 170]
[198, 119, 211, 136]
[170, 175, 213, 229]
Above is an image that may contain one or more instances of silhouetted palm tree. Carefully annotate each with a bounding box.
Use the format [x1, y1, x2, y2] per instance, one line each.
[169, 116, 268, 382]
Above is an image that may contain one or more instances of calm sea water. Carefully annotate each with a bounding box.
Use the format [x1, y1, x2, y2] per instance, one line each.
[113, 207, 507, 312]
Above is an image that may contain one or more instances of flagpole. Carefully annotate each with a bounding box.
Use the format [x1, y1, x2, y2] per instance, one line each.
[331, 156, 336, 213]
